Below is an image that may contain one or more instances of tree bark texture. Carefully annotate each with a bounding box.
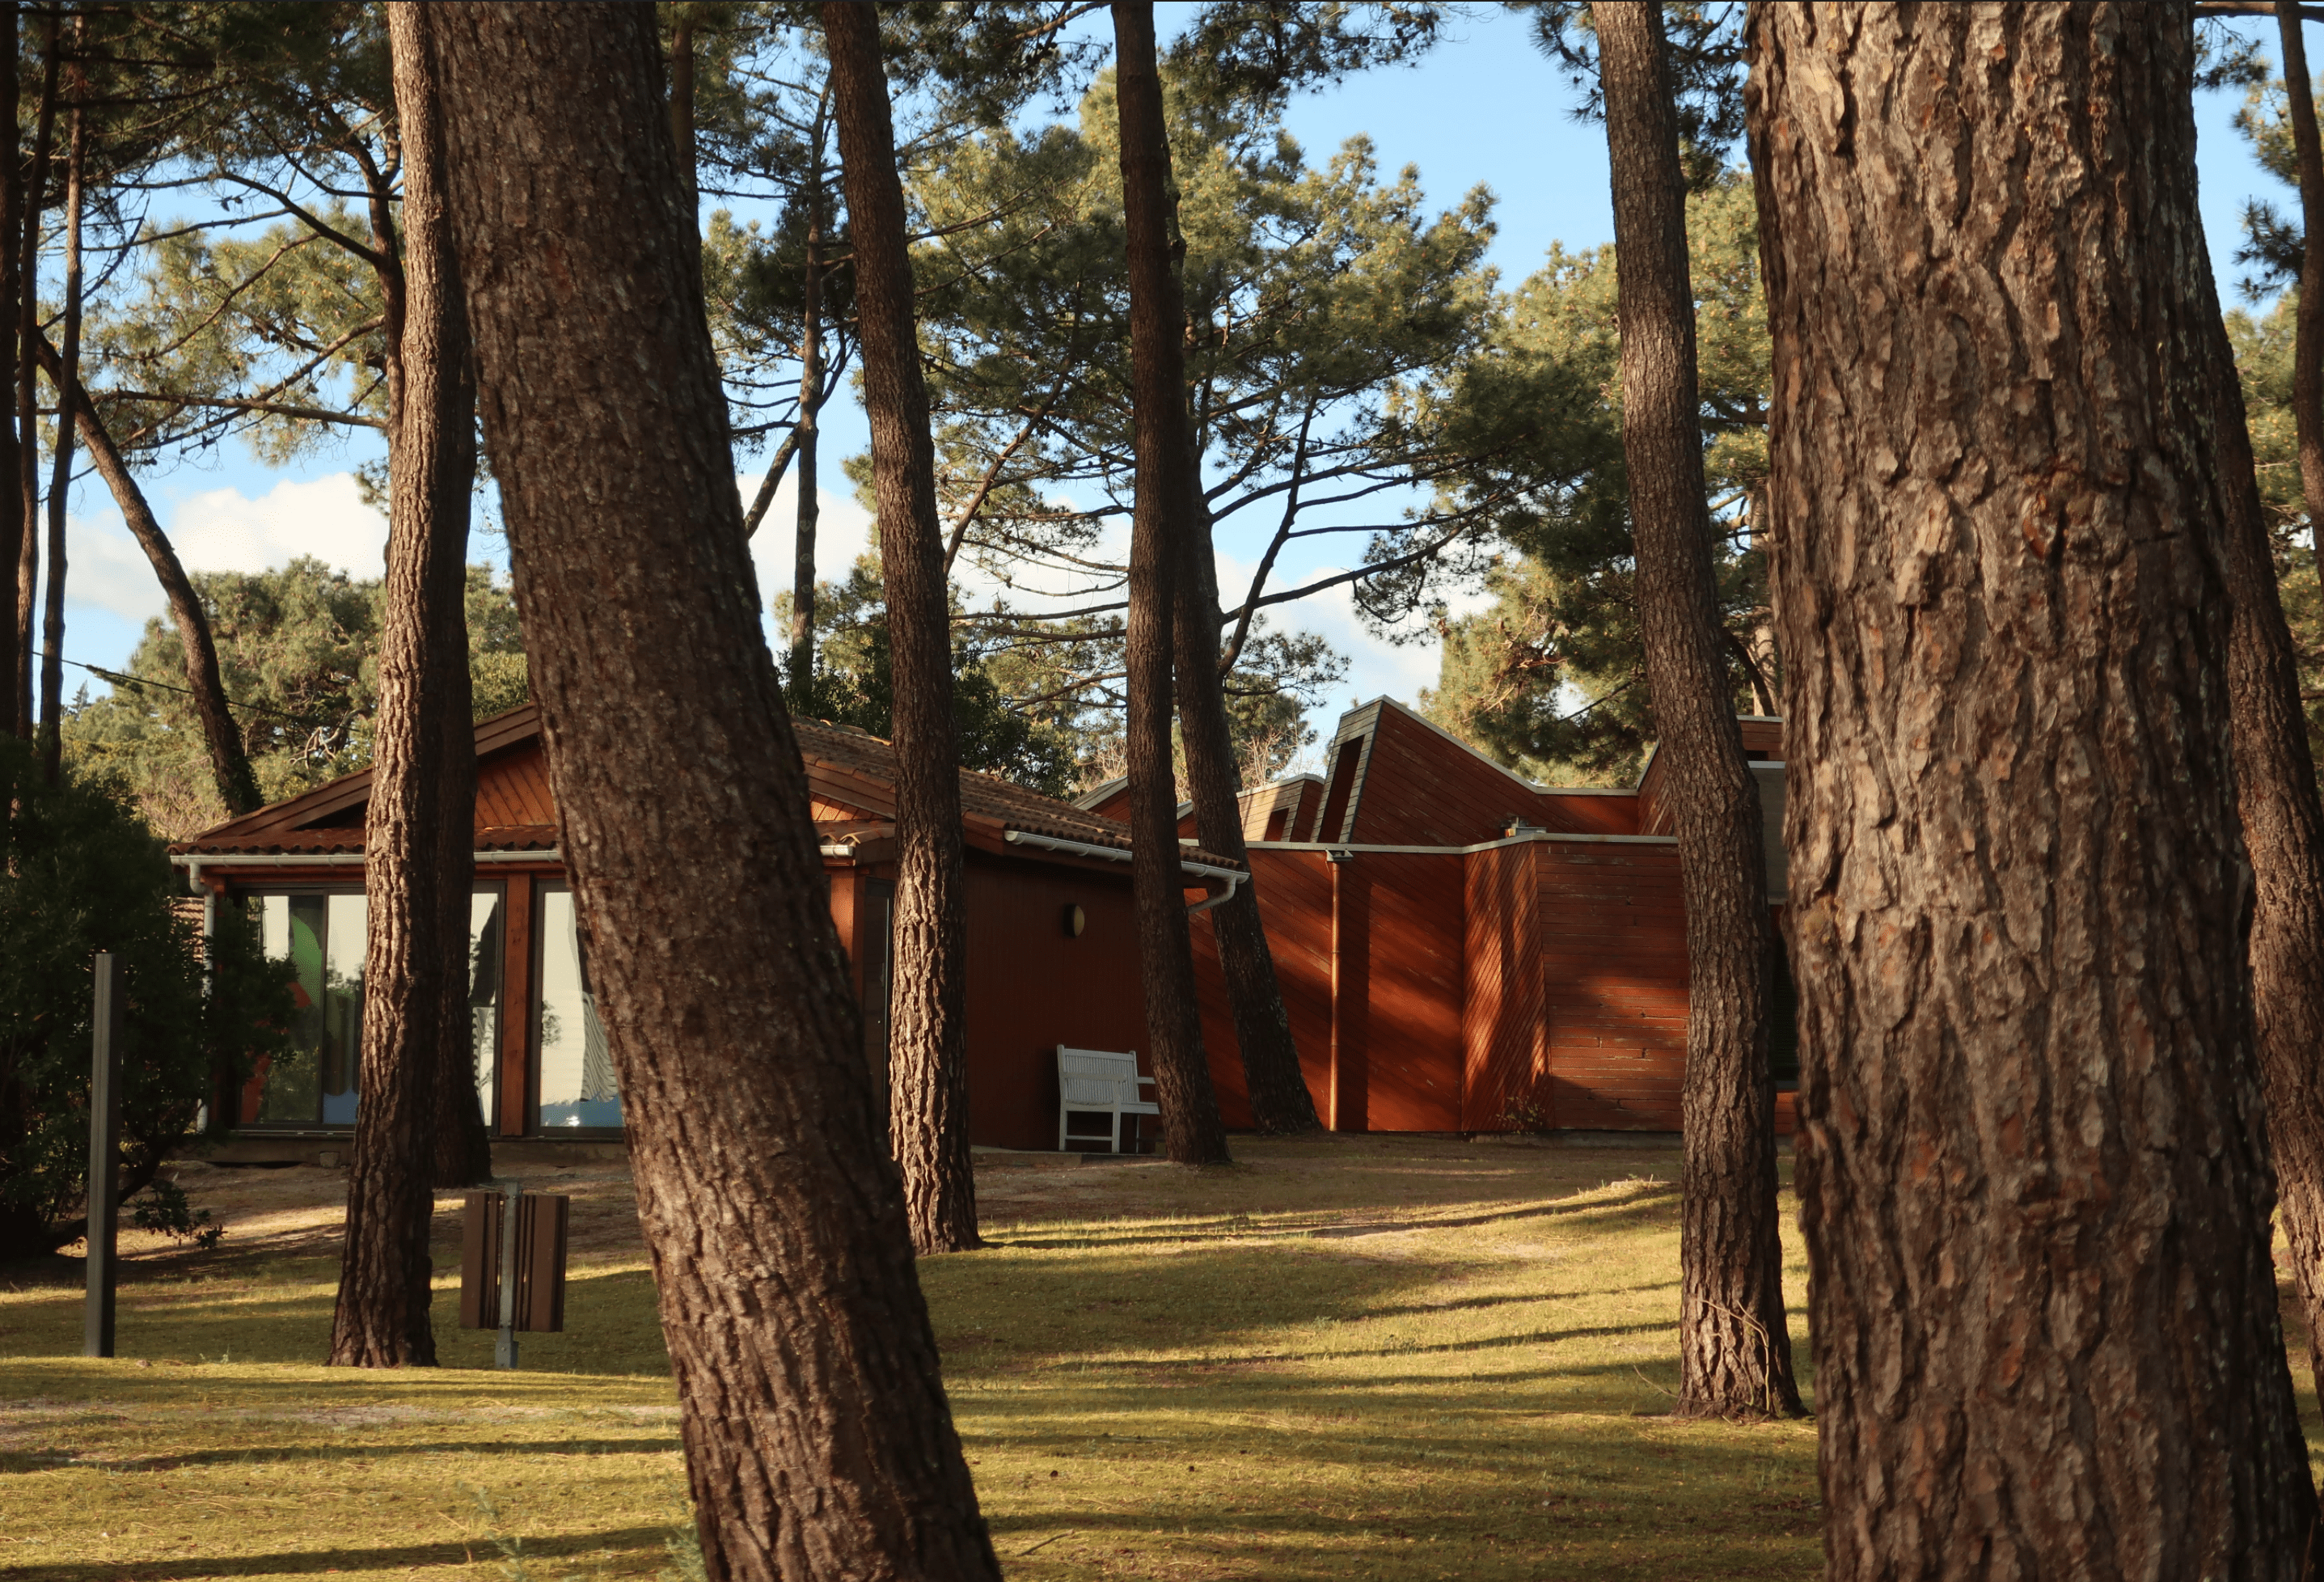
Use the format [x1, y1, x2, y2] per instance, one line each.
[1113, 0, 1231, 1167]
[1749, 4, 2321, 1572]
[789, 171, 823, 698]
[40, 340, 262, 814]
[36, 78, 79, 786]
[824, 2, 982, 1254]
[670, 13, 697, 219]
[2278, 1, 2324, 568]
[387, 3, 492, 1195]
[2204, 226, 2324, 1426]
[1177, 485, 1319, 1134]
[429, 8, 999, 1577]
[13, 12, 54, 739]
[1596, 0, 1798, 1421]
[328, 0, 480, 1368]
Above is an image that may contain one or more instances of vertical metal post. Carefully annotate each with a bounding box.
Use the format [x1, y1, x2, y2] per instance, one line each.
[84, 952, 124, 1359]
[495, 1181, 521, 1369]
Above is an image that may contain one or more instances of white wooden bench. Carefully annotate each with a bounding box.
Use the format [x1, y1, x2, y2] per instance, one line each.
[1056, 1046, 1160, 1154]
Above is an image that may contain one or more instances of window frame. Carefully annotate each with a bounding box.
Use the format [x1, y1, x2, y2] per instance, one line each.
[530, 879, 626, 1138]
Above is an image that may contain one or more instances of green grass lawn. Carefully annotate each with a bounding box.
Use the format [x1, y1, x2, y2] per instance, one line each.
[5, 1129, 2263, 1580]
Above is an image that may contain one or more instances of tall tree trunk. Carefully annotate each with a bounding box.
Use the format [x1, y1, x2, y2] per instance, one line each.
[14, 11, 56, 739]
[1749, 3, 2321, 1571]
[824, 1, 982, 1253]
[0, 2, 19, 748]
[789, 161, 824, 700]
[2280, 1, 2324, 572]
[36, 70, 78, 787]
[391, 6, 492, 1195]
[1176, 484, 1318, 1133]
[328, 1, 440, 1371]
[429, 7, 999, 1575]
[2264, 0, 2324, 1415]
[39, 340, 261, 814]
[1113, 0, 1230, 1166]
[1595, 0, 1797, 1421]
[2205, 224, 2324, 1428]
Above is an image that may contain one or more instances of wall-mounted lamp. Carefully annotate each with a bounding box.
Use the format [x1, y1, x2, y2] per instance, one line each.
[1062, 903, 1086, 937]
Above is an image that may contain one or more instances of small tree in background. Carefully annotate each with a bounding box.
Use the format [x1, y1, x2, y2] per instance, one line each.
[0, 739, 292, 1263]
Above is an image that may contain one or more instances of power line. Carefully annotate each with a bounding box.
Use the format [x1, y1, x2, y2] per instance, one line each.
[36, 649, 346, 729]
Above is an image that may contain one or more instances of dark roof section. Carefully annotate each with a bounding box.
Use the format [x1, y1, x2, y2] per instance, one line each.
[188, 704, 547, 839]
[788, 716, 1237, 867]
[175, 824, 560, 858]
[172, 705, 1240, 871]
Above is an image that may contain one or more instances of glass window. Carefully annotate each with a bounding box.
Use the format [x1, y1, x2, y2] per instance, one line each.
[537, 886, 620, 1129]
[245, 886, 506, 1129]
[465, 890, 505, 1131]
[250, 891, 366, 1125]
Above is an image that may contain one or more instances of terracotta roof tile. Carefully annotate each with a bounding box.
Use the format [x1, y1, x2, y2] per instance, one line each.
[792, 718, 1239, 869]
[174, 706, 1239, 871]
[174, 823, 561, 857]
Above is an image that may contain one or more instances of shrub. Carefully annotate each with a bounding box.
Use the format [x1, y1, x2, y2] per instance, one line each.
[0, 742, 293, 1262]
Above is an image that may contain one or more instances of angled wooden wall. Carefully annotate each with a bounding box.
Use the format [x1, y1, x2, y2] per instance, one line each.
[1537, 840, 1690, 1130]
[1194, 848, 1337, 1129]
[475, 743, 556, 827]
[1462, 840, 1544, 1130]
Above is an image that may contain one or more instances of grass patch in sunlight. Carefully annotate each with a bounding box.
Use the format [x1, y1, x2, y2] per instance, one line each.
[6, 1137, 1828, 1580]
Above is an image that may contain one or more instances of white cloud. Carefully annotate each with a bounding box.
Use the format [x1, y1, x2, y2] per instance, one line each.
[61, 472, 388, 642]
[1211, 546, 1473, 720]
[744, 469, 877, 607]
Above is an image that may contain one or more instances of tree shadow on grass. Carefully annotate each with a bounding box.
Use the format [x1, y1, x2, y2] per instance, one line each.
[37, 1436, 680, 1473]
[0, 1525, 678, 1582]
[989, 1180, 1681, 1251]
[0, 1267, 673, 1377]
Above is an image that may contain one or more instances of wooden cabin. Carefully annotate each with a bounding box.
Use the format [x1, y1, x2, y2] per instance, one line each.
[170, 704, 1241, 1155]
[1082, 698, 1790, 1136]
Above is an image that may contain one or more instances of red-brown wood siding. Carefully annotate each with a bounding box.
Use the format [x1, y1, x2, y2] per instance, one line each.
[1337, 705, 1636, 848]
[957, 852, 1149, 1151]
[1534, 791, 1642, 835]
[1338, 852, 1464, 1130]
[1635, 720, 1784, 837]
[1081, 784, 1132, 824]
[1313, 735, 1365, 843]
[1635, 747, 1672, 836]
[1463, 841, 1547, 1130]
[1536, 842, 1690, 1130]
[476, 744, 556, 827]
[1193, 848, 1337, 1127]
[811, 794, 878, 823]
[499, 872, 535, 1135]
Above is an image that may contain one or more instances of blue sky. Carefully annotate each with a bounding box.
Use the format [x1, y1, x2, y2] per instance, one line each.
[52, 9, 2290, 763]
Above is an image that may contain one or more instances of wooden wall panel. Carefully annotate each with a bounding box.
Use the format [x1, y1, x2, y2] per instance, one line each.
[1193, 849, 1336, 1128]
[1345, 852, 1463, 1131]
[498, 873, 534, 1136]
[959, 855, 1149, 1151]
[1080, 783, 1132, 824]
[1462, 842, 1544, 1130]
[1346, 706, 1546, 847]
[1534, 791, 1640, 835]
[475, 744, 556, 828]
[1739, 718, 1785, 757]
[1635, 747, 1672, 836]
[1535, 842, 1692, 1131]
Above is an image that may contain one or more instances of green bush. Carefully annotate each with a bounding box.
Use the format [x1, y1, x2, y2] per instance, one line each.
[0, 742, 293, 1262]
